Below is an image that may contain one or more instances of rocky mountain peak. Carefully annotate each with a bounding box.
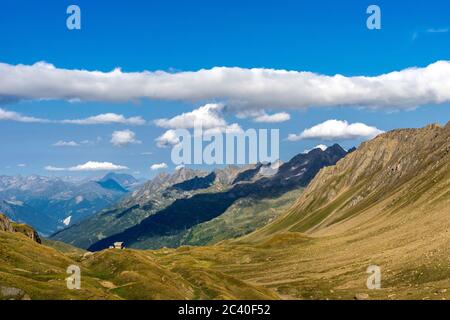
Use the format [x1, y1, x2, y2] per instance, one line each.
[252, 122, 450, 239]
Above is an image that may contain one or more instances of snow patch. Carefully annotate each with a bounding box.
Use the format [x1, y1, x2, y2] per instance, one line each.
[304, 144, 328, 153]
[63, 216, 72, 226]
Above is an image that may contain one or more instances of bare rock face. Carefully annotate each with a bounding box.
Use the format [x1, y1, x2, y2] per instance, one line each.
[0, 213, 14, 232]
[0, 213, 41, 243]
[12, 223, 42, 244]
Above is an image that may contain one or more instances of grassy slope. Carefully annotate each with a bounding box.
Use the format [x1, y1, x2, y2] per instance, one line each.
[132, 189, 303, 248]
[0, 231, 278, 300]
[182, 189, 303, 246]
[147, 123, 450, 300]
[41, 238, 87, 257]
[2, 123, 450, 300]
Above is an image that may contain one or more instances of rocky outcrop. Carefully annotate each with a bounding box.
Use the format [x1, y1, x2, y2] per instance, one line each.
[12, 223, 41, 244]
[0, 213, 14, 232]
[0, 213, 41, 243]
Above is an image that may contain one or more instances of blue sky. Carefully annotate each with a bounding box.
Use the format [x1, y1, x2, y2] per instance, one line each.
[0, 0, 450, 178]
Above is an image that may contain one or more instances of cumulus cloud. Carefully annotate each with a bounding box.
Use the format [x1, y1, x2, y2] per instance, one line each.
[150, 163, 168, 170]
[155, 129, 181, 148]
[0, 108, 48, 123]
[154, 103, 243, 148]
[155, 123, 243, 148]
[288, 120, 384, 141]
[155, 103, 226, 129]
[62, 113, 145, 125]
[252, 112, 291, 123]
[53, 140, 80, 147]
[45, 161, 128, 172]
[110, 129, 141, 147]
[2, 61, 450, 109]
[203, 123, 243, 135]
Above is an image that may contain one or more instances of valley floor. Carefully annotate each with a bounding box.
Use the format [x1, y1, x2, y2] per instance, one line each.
[1, 191, 449, 300]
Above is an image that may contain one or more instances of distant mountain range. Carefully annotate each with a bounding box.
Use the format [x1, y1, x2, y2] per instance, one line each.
[52, 144, 348, 250]
[97, 172, 140, 191]
[0, 173, 138, 236]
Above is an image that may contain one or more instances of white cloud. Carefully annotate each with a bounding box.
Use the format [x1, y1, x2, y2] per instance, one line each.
[0, 107, 145, 126]
[155, 103, 226, 129]
[53, 140, 80, 147]
[141, 152, 153, 155]
[150, 163, 168, 171]
[0, 108, 47, 123]
[155, 129, 181, 148]
[288, 120, 384, 141]
[236, 110, 291, 123]
[110, 129, 141, 147]
[62, 113, 145, 125]
[175, 165, 185, 170]
[17, 163, 27, 167]
[203, 123, 243, 135]
[2, 61, 450, 109]
[155, 123, 243, 149]
[253, 112, 291, 123]
[45, 161, 128, 172]
[154, 103, 244, 148]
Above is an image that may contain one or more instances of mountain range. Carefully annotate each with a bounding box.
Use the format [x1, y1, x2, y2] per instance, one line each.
[1, 122, 449, 300]
[0, 173, 138, 236]
[52, 144, 348, 250]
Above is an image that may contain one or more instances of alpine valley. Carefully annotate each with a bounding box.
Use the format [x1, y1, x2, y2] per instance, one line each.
[1, 123, 450, 300]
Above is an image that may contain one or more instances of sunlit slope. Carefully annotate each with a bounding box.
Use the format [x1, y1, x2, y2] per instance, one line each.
[181, 122, 449, 299]
[0, 231, 114, 299]
[246, 122, 450, 240]
[0, 230, 278, 300]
